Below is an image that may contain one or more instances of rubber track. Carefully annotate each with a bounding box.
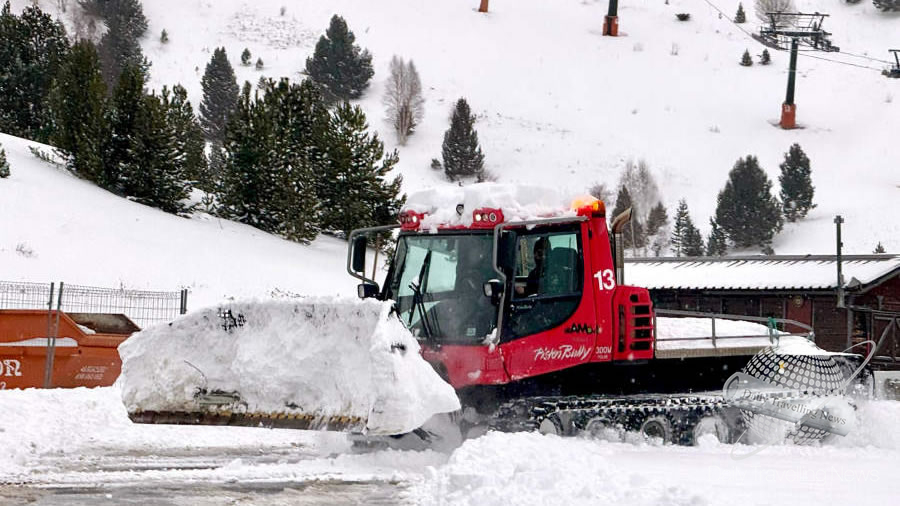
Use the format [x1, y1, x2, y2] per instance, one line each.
[488, 393, 730, 436]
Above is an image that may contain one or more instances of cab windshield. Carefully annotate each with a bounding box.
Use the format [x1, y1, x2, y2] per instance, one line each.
[386, 233, 497, 344]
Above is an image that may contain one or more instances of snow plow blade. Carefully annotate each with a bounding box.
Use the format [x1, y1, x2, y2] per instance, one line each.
[128, 409, 368, 433]
[119, 299, 460, 436]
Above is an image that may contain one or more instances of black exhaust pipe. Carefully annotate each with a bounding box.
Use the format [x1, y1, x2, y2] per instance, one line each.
[610, 207, 632, 285]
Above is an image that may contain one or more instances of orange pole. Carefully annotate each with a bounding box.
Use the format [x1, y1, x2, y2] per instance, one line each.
[479, 0, 489, 13]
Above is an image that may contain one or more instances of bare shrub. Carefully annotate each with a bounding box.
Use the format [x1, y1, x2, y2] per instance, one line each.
[588, 182, 614, 203]
[619, 159, 661, 225]
[755, 0, 796, 27]
[383, 55, 425, 145]
[16, 243, 36, 258]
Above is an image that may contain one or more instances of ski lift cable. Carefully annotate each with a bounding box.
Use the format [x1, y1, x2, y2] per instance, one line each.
[798, 52, 884, 72]
[831, 49, 892, 65]
[698, 0, 756, 39]
[697, 0, 884, 73]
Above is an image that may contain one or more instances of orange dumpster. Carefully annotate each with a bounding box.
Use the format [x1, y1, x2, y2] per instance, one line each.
[0, 309, 137, 389]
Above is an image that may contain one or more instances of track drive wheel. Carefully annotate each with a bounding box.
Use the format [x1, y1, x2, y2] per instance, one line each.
[577, 416, 624, 442]
[690, 416, 731, 445]
[538, 413, 566, 436]
[640, 415, 673, 444]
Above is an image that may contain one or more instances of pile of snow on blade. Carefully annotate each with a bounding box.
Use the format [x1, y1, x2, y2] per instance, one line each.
[405, 183, 577, 230]
[118, 298, 460, 435]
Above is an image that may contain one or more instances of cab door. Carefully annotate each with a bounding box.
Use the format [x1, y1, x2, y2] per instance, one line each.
[499, 224, 599, 380]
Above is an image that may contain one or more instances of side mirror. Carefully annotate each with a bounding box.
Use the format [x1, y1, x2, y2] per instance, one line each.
[357, 283, 379, 299]
[351, 235, 367, 273]
[483, 279, 503, 305]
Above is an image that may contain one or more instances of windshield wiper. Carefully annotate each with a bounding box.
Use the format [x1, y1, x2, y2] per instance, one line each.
[408, 250, 436, 340]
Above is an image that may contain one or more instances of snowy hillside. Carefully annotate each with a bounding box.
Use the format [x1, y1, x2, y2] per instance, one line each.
[1, 0, 898, 303]
[0, 132, 359, 308]
[129, 0, 899, 254]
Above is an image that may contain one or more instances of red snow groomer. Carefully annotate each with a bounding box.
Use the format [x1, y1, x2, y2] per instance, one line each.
[346, 192, 867, 444]
[128, 187, 869, 445]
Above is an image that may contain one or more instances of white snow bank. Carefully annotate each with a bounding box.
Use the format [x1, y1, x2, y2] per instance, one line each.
[404, 183, 579, 230]
[656, 316, 787, 341]
[411, 431, 708, 506]
[655, 317, 835, 356]
[0, 385, 350, 480]
[838, 400, 900, 451]
[118, 298, 460, 435]
[656, 316, 841, 355]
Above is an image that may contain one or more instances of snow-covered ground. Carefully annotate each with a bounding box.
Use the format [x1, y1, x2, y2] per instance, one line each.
[1, 387, 899, 505]
[2, 1, 899, 504]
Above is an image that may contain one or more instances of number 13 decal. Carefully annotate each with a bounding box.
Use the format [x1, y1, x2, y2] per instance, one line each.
[595, 269, 616, 291]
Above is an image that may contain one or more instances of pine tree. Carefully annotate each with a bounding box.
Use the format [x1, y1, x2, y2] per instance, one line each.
[207, 142, 226, 193]
[0, 145, 9, 178]
[735, 3, 747, 23]
[645, 201, 670, 257]
[218, 83, 279, 231]
[162, 84, 207, 191]
[119, 92, 190, 214]
[255, 57, 264, 70]
[0, 3, 69, 143]
[760, 49, 771, 65]
[241, 48, 251, 66]
[266, 78, 329, 242]
[305, 15, 374, 102]
[645, 202, 668, 237]
[671, 199, 699, 257]
[90, 0, 150, 91]
[715, 155, 783, 251]
[199, 47, 240, 143]
[683, 223, 705, 257]
[706, 218, 728, 256]
[318, 102, 404, 238]
[874, 242, 886, 254]
[740, 49, 753, 66]
[160, 29, 168, 43]
[219, 79, 330, 242]
[107, 63, 147, 192]
[611, 185, 646, 253]
[873, 0, 900, 12]
[442, 98, 485, 181]
[778, 143, 815, 222]
[49, 40, 109, 185]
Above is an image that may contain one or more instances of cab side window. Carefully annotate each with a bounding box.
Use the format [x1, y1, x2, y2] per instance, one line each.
[506, 228, 583, 340]
[513, 232, 581, 299]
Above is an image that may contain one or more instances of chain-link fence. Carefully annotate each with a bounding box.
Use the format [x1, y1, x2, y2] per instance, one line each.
[0, 280, 187, 329]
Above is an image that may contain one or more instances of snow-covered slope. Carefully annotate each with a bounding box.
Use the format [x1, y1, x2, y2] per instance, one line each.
[0, 132, 358, 308]
[2, 0, 898, 305]
[129, 0, 898, 254]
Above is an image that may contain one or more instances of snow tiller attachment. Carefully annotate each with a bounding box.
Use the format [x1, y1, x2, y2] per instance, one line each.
[120, 299, 460, 436]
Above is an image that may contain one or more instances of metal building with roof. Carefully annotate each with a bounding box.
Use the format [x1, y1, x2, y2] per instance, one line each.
[625, 254, 900, 365]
